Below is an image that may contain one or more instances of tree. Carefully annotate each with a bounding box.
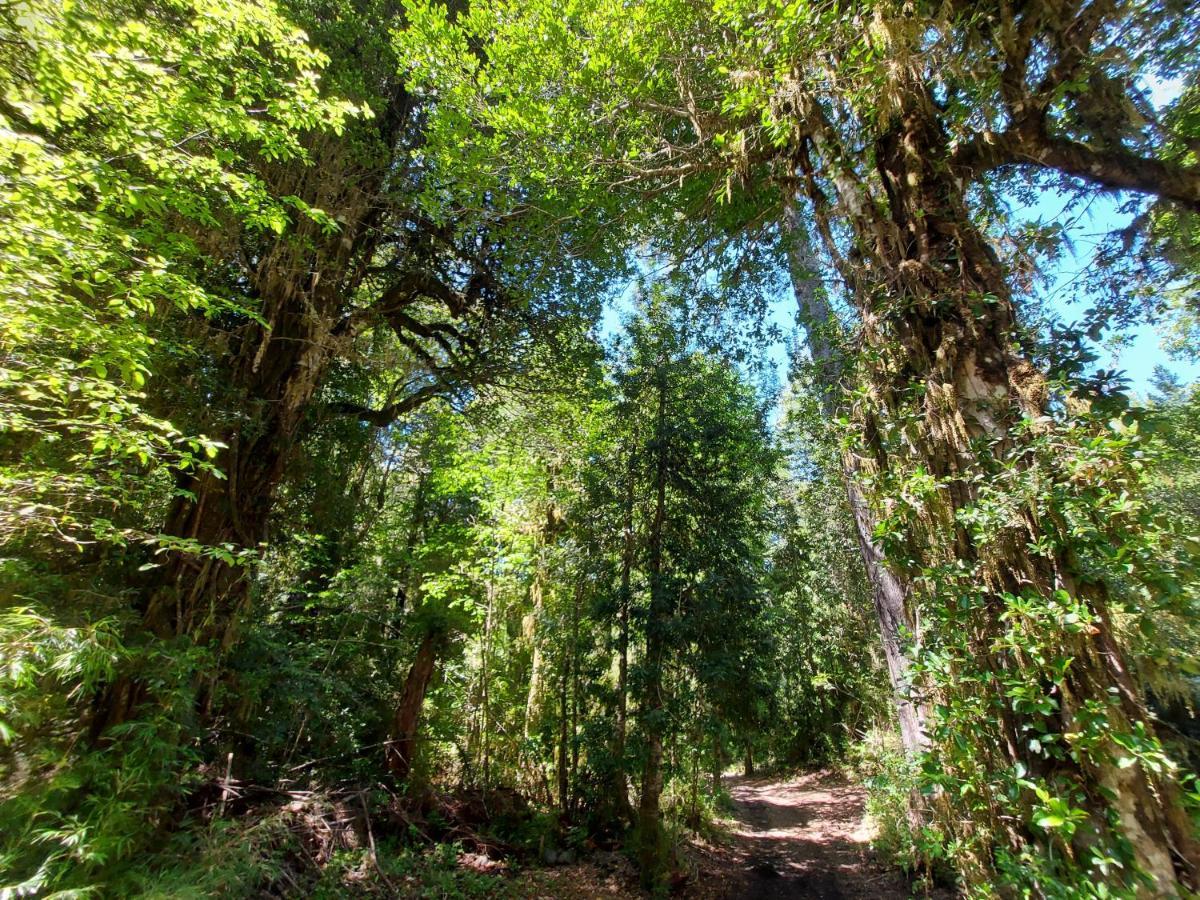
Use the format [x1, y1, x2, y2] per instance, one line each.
[721, 3, 1200, 889]
[0, 0, 356, 554]
[768, 380, 891, 765]
[0, 1, 360, 889]
[781, 204, 928, 757]
[4, 0, 1200, 895]
[77, 0, 603, 749]
[0, 0, 598, 883]
[402, 0, 1200, 891]
[602, 289, 776, 885]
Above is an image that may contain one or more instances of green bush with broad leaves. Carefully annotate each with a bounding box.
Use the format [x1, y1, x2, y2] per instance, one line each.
[859, 406, 1200, 897]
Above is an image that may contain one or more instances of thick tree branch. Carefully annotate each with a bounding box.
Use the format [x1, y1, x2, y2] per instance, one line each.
[953, 127, 1200, 212]
[387, 309, 478, 360]
[331, 382, 449, 427]
[333, 266, 477, 340]
[1033, 0, 1115, 103]
[387, 269, 470, 318]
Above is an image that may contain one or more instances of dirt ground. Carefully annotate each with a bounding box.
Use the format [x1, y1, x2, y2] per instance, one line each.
[515, 771, 952, 899]
[688, 771, 949, 899]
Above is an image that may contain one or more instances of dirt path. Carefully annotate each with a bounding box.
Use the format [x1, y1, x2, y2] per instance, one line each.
[696, 771, 941, 899]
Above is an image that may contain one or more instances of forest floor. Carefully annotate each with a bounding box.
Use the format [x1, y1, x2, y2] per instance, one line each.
[686, 771, 947, 900]
[516, 771, 950, 898]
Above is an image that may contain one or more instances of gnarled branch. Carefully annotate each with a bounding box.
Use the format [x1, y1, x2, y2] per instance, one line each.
[330, 382, 449, 427]
[953, 126, 1200, 212]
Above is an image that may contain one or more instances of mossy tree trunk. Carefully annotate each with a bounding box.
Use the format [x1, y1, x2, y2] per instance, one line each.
[792, 82, 1199, 891]
[92, 137, 392, 737]
[781, 198, 927, 757]
[611, 447, 637, 823]
[387, 629, 444, 783]
[637, 372, 670, 887]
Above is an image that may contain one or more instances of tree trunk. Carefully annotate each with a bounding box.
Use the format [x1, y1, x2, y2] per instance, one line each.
[743, 743, 754, 778]
[781, 197, 926, 756]
[570, 583, 581, 817]
[387, 630, 442, 782]
[524, 557, 546, 741]
[844, 479, 925, 754]
[795, 81, 1200, 891]
[689, 722, 700, 824]
[557, 646, 570, 815]
[525, 491, 562, 744]
[480, 552, 497, 791]
[90, 129, 399, 738]
[611, 448, 636, 822]
[637, 374, 670, 887]
[92, 278, 351, 738]
[710, 734, 723, 795]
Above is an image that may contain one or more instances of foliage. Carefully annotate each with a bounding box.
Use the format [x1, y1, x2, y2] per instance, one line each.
[848, 727, 947, 881]
[401, 0, 1200, 893]
[0, 607, 209, 895]
[861, 401, 1199, 895]
[0, 0, 360, 891]
[3, 0, 1200, 897]
[0, 0, 357, 550]
[125, 810, 508, 899]
[766, 378, 889, 765]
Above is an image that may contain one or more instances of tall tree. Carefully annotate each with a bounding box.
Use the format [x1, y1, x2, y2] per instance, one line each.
[605, 291, 775, 885]
[88, 0, 603, 747]
[781, 202, 927, 756]
[0, 1, 356, 889]
[403, 0, 1200, 891]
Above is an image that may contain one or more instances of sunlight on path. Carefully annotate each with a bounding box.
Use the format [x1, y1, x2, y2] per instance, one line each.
[707, 771, 946, 899]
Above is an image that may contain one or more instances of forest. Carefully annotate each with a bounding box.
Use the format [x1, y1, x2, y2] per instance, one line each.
[2, 0, 1200, 896]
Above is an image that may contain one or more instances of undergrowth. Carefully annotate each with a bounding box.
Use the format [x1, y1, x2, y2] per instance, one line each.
[849, 727, 955, 891]
[124, 812, 509, 899]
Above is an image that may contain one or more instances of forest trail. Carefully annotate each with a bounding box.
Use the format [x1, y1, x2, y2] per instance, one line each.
[704, 772, 935, 899]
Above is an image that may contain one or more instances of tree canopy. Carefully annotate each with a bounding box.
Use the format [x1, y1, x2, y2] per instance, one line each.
[2, 0, 1199, 897]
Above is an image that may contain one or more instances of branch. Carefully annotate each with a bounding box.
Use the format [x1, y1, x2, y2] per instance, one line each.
[387, 308, 478, 358]
[387, 270, 470, 318]
[953, 127, 1200, 212]
[331, 383, 449, 427]
[333, 268, 474, 339]
[1033, 0, 1115, 103]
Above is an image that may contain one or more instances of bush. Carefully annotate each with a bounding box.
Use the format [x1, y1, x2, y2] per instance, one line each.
[849, 727, 953, 888]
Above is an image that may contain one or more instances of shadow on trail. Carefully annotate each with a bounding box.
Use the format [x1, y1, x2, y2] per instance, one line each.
[709, 772, 943, 900]
[734, 795, 810, 831]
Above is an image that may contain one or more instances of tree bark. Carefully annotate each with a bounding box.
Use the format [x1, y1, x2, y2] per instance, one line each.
[611, 448, 637, 822]
[523, 565, 546, 741]
[387, 629, 442, 782]
[793, 78, 1199, 891]
[637, 373, 670, 887]
[845, 479, 926, 755]
[570, 582, 581, 817]
[92, 196, 369, 737]
[524, 489, 565, 747]
[710, 734, 723, 795]
[781, 197, 927, 756]
[89, 99, 418, 737]
[953, 122, 1200, 213]
[557, 645, 570, 815]
[480, 551, 497, 791]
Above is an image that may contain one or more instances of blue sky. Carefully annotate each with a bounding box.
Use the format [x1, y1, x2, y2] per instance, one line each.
[600, 77, 1196, 401]
[1007, 74, 1198, 397]
[604, 78, 1197, 398]
[601, 192, 1197, 402]
[1017, 189, 1198, 397]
